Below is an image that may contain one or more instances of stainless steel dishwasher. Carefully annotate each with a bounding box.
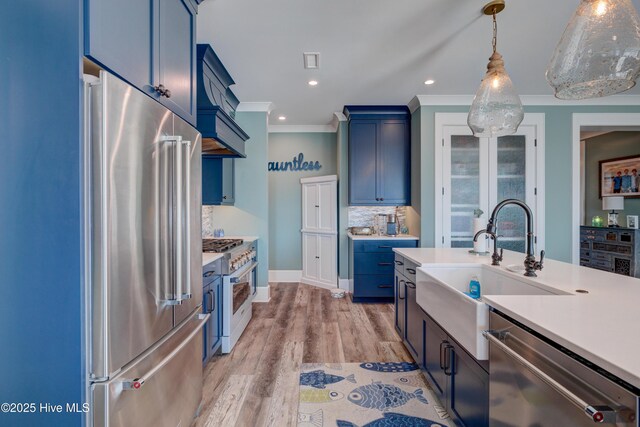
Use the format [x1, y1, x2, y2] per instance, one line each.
[485, 311, 638, 426]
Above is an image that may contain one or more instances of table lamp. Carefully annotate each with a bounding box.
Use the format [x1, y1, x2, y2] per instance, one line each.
[603, 196, 624, 227]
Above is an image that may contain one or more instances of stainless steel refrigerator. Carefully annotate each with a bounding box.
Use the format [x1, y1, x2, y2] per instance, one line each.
[85, 70, 206, 427]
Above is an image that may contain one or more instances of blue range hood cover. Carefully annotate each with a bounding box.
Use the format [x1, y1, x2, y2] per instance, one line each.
[197, 44, 249, 158]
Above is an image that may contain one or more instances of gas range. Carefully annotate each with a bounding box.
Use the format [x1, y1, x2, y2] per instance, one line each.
[202, 238, 257, 275]
[203, 238, 243, 253]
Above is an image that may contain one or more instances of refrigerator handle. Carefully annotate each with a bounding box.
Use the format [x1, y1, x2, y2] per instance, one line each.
[181, 140, 192, 302]
[160, 136, 183, 306]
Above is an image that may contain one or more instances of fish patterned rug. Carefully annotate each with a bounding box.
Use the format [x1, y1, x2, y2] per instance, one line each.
[297, 362, 452, 427]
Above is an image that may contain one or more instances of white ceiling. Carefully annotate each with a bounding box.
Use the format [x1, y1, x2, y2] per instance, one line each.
[197, 0, 640, 125]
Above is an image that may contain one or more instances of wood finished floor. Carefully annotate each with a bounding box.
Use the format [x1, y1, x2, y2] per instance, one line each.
[193, 283, 412, 427]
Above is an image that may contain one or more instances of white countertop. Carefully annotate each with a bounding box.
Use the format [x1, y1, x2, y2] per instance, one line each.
[202, 252, 224, 267]
[347, 232, 419, 240]
[393, 247, 640, 389]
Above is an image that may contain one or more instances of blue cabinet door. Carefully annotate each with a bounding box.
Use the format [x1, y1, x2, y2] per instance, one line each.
[378, 120, 410, 205]
[395, 273, 406, 338]
[346, 107, 410, 206]
[202, 157, 234, 205]
[209, 278, 222, 355]
[85, 0, 196, 125]
[405, 281, 423, 364]
[349, 120, 379, 204]
[448, 339, 489, 427]
[202, 283, 211, 364]
[85, 0, 153, 91]
[156, 0, 196, 124]
[423, 313, 449, 402]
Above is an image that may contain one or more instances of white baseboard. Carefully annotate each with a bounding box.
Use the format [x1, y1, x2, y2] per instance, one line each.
[300, 277, 338, 290]
[253, 286, 271, 303]
[268, 270, 303, 283]
[338, 279, 350, 291]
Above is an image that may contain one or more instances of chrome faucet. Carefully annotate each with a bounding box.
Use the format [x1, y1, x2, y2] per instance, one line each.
[473, 199, 545, 277]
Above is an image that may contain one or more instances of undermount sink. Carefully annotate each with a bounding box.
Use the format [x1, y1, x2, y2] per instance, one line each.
[416, 264, 569, 360]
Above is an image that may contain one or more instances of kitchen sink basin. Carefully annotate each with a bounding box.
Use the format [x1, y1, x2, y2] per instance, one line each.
[416, 264, 569, 360]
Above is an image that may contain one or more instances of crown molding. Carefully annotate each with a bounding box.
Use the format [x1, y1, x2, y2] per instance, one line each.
[236, 102, 275, 113]
[268, 125, 336, 133]
[411, 94, 640, 107]
[408, 96, 422, 113]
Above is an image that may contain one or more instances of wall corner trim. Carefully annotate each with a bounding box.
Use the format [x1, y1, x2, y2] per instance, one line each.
[253, 286, 271, 303]
[268, 270, 303, 283]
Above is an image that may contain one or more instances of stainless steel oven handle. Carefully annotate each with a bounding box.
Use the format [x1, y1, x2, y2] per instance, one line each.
[484, 331, 616, 424]
[229, 262, 259, 283]
[122, 313, 209, 391]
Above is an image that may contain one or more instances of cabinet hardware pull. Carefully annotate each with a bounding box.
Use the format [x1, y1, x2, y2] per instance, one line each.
[377, 285, 393, 288]
[406, 268, 416, 274]
[203, 271, 215, 277]
[395, 260, 404, 265]
[315, 205, 320, 207]
[444, 345, 454, 376]
[208, 290, 215, 314]
[378, 245, 392, 249]
[439, 341, 447, 369]
[406, 281, 416, 289]
[223, 196, 227, 200]
[378, 262, 392, 266]
[164, 88, 171, 98]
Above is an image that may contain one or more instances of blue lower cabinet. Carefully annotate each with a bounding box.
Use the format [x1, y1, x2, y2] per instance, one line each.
[448, 339, 489, 427]
[420, 312, 489, 427]
[202, 283, 211, 363]
[203, 277, 222, 365]
[350, 239, 418, 303]
[394, 273, 406, 338]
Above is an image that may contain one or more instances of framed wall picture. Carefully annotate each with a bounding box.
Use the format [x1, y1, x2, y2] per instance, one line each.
[628, 215, 639, 229]
[600, 155, 640, 198]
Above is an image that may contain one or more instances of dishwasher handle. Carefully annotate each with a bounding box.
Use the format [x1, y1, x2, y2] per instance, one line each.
[484, 331, 616, 424]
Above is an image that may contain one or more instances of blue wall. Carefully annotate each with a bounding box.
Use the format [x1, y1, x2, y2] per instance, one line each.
[416, 104, 640, 262]
[0, 1, 85, 425]
[268, 132, 337, 270]
[212, 111, 270, 288]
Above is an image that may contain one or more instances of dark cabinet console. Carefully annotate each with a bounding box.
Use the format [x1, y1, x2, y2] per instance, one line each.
[580, 226, 640, 278]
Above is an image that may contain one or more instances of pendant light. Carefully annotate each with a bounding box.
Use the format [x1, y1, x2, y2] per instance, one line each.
[546, 0, 640, 100]
[468, 0, 524, 138]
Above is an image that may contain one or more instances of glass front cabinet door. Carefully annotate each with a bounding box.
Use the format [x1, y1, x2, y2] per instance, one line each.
[437, 114, 543, 254]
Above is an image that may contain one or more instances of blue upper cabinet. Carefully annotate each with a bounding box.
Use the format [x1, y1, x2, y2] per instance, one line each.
[85, 0, 197, 125]
[344, 106, 411, 206]
[202, 156, 235, 205]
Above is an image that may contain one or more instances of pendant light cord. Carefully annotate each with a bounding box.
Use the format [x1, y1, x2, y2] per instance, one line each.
[492, 11, 498, 54]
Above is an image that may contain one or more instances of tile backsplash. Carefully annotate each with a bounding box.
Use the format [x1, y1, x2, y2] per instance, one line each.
[202, 205, 216, 238]
[348, 206, 407, 229]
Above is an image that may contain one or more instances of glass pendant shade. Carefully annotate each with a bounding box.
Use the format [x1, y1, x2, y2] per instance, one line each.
[546, 0, 640, 99]
[468, 52, 524, 137]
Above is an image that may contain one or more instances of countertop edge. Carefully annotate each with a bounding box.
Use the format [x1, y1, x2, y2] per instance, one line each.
[348, 232, 419, 241]
[202, 252, 224, 267]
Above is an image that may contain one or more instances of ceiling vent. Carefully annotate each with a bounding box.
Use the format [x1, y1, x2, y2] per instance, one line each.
[303, 52, 320, 69]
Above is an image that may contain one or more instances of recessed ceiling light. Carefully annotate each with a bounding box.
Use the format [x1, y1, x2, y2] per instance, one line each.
[308, 80, 318, 86]
[278, 116, 286, 121]
[424, 79, 435, 85]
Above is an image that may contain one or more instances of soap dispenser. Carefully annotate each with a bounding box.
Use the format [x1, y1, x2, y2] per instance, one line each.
[469, 275, 481, 299]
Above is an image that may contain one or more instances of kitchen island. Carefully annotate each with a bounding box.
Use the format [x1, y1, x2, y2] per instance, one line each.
[394, 247, 640, 390]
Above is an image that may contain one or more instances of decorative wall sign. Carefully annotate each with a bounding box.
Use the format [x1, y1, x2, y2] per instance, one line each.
[268, 153, 322, 172]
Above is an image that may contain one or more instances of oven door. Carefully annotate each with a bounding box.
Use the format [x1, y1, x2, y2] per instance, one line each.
[222, 263, 258, 337]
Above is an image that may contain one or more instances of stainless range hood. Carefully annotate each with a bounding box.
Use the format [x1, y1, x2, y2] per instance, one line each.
[197, 44, 249, 158]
